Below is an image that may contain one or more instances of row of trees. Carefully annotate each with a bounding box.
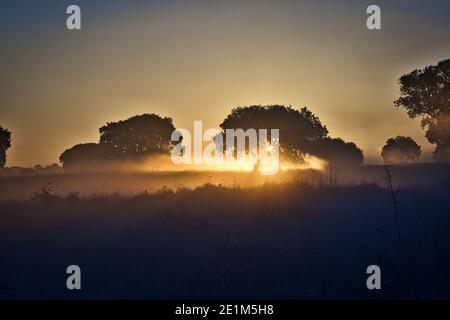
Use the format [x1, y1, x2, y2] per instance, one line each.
[1, 59, 448, 168]
[56, 106, 426, 168]
[0, 110, 425, 170]
[59, 105, 364, 169]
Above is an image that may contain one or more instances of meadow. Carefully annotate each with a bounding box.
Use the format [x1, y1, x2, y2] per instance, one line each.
[1, 164, 449, 299]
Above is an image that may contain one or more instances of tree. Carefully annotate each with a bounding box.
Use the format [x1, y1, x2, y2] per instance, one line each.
[310, 137, 364, 167]
[0, 126, 12, 168]
[59, 143, 105, 168]
[381, 136, 421, 164]
[60, 114, 178, 168]
[394, 59, 450, 162]
[99, 114, 177, 160]
[424, 115, 450, 162]
[219, 105, 328, 161]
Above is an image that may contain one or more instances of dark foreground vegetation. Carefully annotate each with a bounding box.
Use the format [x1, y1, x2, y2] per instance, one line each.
[1, 164, 449, 299]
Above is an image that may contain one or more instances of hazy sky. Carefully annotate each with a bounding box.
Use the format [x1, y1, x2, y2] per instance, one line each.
[1, 0, 449, 166]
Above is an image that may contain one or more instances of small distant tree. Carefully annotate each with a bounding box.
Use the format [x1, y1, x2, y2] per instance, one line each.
[0, 126, 12, 168]
[219, 105, 328, 161]
[394, 59, 450, 162]
[310, 137, 364, 167]
[99, 114, 177, 160]
[381, 136, 421, 164]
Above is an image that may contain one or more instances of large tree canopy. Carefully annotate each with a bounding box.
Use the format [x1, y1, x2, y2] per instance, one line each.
[60, 114, 177, 168]
[381, 136, 421, 165]
[99, 114, 177, 159]
[219, 105, 328, 160]
[394, 59, 450, 162]
[0, 126, 12, 168]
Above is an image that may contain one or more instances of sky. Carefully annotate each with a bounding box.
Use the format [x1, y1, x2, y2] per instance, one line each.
[1, 0, 449, 167]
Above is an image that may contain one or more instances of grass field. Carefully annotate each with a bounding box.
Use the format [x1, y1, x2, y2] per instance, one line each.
[1, 164, 449, 299]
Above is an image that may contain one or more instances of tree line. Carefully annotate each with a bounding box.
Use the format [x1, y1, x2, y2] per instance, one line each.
[0, 59, 449, 169]
[59, 105, 366, 169]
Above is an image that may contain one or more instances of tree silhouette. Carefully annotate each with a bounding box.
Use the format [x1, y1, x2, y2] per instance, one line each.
[60, 114, 177, 168]
[310, 137, 364, 167]
[99, 114, 177, 160]
[424, 115, 450, 162]
[0, 126, 12, 168]
[394, 59, 450, 162]
[219, 105, 328, 161]
[59, 143, 105, 168]
[381, 136, 421, 164]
